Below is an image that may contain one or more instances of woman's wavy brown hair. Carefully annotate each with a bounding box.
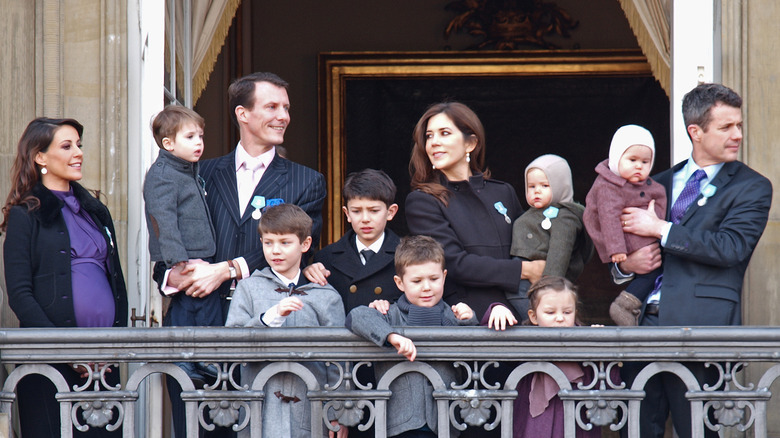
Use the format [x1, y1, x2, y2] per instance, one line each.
[1, 117, 84, 232]
[408, 102, 489, 205]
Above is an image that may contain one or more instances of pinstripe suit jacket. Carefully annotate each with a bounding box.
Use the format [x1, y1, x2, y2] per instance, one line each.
[199, 149, 326, 302]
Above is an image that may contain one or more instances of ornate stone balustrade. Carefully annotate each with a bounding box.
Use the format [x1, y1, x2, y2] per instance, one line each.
[1, 326, 779, 437]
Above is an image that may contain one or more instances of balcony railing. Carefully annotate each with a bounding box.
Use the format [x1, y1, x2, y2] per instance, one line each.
[1, 326, 780, 437]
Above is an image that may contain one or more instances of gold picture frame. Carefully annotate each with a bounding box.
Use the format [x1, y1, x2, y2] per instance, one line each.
[318, 49, 655, 244]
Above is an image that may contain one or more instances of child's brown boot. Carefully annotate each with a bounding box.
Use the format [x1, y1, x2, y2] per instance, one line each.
[609, 291, 642, 326]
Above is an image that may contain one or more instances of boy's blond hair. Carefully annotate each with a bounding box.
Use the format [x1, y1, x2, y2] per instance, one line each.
[151, 105, 205, 149]
[394, 235, 445, 278]
[257, 203, 312, 243]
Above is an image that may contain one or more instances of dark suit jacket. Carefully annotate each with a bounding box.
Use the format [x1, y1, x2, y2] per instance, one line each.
[314, 229, 402, 313]
[643, 160, 771, 326]
[198, 150, 326, 304]
[3, 183, 128, 328]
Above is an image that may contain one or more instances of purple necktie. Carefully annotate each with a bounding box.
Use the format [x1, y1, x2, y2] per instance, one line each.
[670, 169, 706, 224]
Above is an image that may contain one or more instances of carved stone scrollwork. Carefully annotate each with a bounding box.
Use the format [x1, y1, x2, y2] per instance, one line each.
[699, 362, 757, 432]
[72, 400, 123, 432]
[319, 361, 379, 432]
[564, 361, 628, 431]
[202, 400, 249, 430]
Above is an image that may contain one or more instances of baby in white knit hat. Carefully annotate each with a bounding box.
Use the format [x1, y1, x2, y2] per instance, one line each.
[583, 125, 667, 325]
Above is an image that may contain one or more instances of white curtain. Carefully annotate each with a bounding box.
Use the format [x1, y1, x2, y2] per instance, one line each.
[617, 0, 671, 97]
[175, 0, 241, 104]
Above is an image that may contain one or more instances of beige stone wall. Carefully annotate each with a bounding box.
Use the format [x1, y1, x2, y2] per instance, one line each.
[0, 0, 127, 328]
[722, 1, 780, 435]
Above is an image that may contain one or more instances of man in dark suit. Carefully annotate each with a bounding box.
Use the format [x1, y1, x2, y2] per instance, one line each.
[159, 72, 326, 437]
[617, 83, 772, 437]
[167, 72, 326, 315]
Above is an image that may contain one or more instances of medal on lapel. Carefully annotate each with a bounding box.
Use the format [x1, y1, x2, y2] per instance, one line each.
[494, 201, 512, 224]
[251, 196, 266, 220]
[267, 198, 284, 207]
[697, 184, 717, 206]
[541, 206, 559, 230]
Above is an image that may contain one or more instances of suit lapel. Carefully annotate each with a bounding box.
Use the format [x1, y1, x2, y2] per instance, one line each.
[679, 161, 737, 225]
[330, 233, 362, 278]
[239, 155, 289, 224]
[211, 153, 242, 225]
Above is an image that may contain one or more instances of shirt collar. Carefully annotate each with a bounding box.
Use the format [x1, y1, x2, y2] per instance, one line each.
[682, 155, 724, 183]
[271, 268, 300, 287]
[355, 232, 385, 254]
[235, 142, 275, 172]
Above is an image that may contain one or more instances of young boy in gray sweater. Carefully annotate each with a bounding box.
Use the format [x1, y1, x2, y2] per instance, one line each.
[225, 203, 347, 438]
[346, 235, 477, 437]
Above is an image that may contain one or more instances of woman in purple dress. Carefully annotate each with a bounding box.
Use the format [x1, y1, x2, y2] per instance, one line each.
[1, 117, 128, 437]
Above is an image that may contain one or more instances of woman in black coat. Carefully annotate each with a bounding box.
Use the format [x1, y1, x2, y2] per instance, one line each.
[1, 117, 127, 437]
[405, 102, 546, 319]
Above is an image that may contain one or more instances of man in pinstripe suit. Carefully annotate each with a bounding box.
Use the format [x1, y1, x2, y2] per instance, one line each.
[165, 72, 326, 317]
[158, 72, 326, 436]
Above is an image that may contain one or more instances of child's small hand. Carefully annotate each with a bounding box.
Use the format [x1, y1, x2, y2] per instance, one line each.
[611, 253, 627, 263]
[277, 297, 304, 316]
[451, 302, 474, 320]
[368, 299, 391, 314]
[303, 263, 331, 286]
[387, 333, 417, 361]
[488, 305, 517, 331]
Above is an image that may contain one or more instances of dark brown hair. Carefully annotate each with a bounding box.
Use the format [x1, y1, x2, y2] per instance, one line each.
[682, 83, 742, 133]
[257, 203, 312, 242]
[409, 102, 489, 205]
[228, 72, 289, 128]
[394, 235, 445, 278]
[1, 118, 84, 232]
[343, 168, 397, 206]
[151, 105, 205, 149]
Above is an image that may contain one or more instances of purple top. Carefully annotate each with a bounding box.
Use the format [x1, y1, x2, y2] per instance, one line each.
[52, 188, 115, 327]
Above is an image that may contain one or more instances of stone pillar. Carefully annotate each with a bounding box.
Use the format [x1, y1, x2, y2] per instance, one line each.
[722, 0, 780, 434]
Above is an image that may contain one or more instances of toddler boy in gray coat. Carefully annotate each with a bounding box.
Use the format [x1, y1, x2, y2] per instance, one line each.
[346, 235, 477, 437]
[143, 105, 220, 382]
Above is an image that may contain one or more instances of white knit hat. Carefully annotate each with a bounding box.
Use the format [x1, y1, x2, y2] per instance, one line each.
[608, 124, 655, 175]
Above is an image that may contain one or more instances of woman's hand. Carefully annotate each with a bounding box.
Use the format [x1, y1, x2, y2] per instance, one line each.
[521, 260, 546, 284]
[487, 305, 517, 331]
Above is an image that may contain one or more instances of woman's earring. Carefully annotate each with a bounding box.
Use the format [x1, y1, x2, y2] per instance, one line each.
[432, 164, 436, 170]
[40, 166, 48, 175]
[466, 152, 471, 163]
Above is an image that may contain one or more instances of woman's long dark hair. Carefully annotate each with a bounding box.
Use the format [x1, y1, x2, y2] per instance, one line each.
[408, 102, 489, 205]
[1, 117, 83, 232]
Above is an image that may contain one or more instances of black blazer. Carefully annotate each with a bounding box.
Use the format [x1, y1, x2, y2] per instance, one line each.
[198, 149, 326, 300]
[314, 229, 402, 313]
[405, 174, 524, 318]
[3, 183, 128, 328]
[642, 160, 772, 326]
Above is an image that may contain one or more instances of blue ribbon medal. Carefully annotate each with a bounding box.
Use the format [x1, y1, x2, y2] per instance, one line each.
[250, 196, 266, 220]
[541, 206, 559, 230]
[697, 184, 717, 206]
[494, 201, 512, 224]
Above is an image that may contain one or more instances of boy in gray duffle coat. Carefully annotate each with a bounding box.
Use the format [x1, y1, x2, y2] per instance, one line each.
[143, 105, 221, 382]
[225, 204, 347, 437]
[346, 235, 478, 437]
